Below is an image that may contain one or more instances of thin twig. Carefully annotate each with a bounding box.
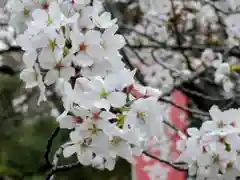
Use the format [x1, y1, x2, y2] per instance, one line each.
[179, 86, 237, 101]
[143, 151, 187, 171]
[120, 24, 240, 58]
[158, 96, 209, 117]
[44, 127, 60, 169]
[45, 162, 81, 180]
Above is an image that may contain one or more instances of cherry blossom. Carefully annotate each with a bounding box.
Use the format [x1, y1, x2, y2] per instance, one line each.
[6, 0, 240, 178]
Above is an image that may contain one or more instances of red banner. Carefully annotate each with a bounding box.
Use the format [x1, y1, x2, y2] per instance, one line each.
[133, 90, 188, 180]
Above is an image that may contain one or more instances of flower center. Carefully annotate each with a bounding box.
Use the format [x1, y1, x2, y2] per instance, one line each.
[79, 42, 88, 51]
[227, 161, 233, 169]
[219, 136, 226, 144]
[83, 137, 92, 147]
[23, 8, 30, 18]
[55, 63, 65, 70]
[218, 121, 225, 128]
[36, 48, 42, 55]
[225, 143, 231, 152]
[111, 136, 122, 146]
[213, 154, 220, 163]
[42, 2, 49, 9]
[72, 116, 83, 124]
[92, 112, 100, 121]
[116, 113, 125, 128]
[100, 40, 106, 49]
[88, 124, 98, 135]
[231, 122, 236, 127]
[219, 136, 231, 152]
[63, 46, 69, 57]
[48, 39, 56, 49]
[99, 89, 109, 98]
[47, 15, 53, 25]
[137, 111, 146, 120]
[202, 145, 207, 153]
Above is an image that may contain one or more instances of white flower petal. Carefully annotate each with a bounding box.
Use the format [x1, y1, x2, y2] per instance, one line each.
[57, 115, 75, 129]
[60, 67, 75, 80]
[20, 69, 38, 88]
[32, 9, 48, 22]
[49, 2, 62, 22]
[102, 24, 118, 39]
[85, 30, 101, 44]
[189, 164, 197, 176]
[105, 157, 116, 171]
[63, 145, 77, 157]
[200, 121, 218, 132]
[74, 53, 93, 67]
[38, 48, 56, 69]
[69, 131, 81, 142]
[77, 150, 92, 165]
[44, 69, 58, 85]
[94, 99, 110, 110]
[23, 51, 37, 68]
[107, 92, 127, 108]
[187, 128, 200, 137]
[87, 44, 104, 59]
[106, 34, 125, 50]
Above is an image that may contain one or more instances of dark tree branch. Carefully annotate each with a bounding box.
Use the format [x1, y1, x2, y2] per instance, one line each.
[158, 96, 209, 117]
[0, 65, 15, 75]
[143, 151, 187, 171]
[121, 25, 240, 58]
[45, 162, 81, 180]
[0, 46, 22, 54]
[43, 127, 60, 170]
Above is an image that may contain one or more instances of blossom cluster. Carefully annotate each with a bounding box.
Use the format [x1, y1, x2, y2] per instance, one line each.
[6, 0, 240, 179]
[123, 0, 240, 94]
[6, 0, 168, 169]
[177, 106, 240, 179]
